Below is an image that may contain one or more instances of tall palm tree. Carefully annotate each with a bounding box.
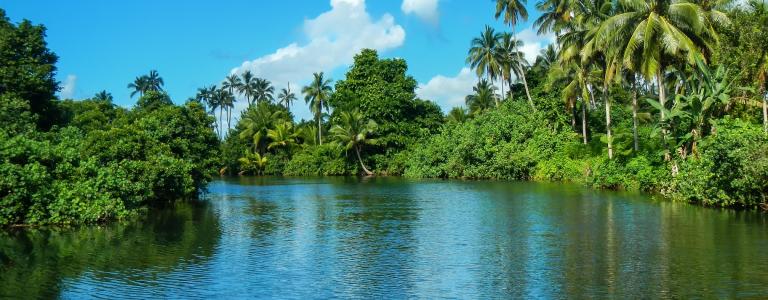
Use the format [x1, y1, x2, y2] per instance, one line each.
[594, 0, 717, 147]
[222, 74, 242, 132]
[494, 0, 534, 109]
[497, 32, 531, 106]
[465, 79, 498, 114]
[254, 78, 275, 104]
[202, 85, 221, 137]
[127, 76, 149, 98]
[94, 90, 113, 102]
[238, 70, 257, 106]
[302, 72, 333, 145]
[534, 0, 573, 35]
[467, 26, 503, 102]
[329, 109, 378, 176]
[277, 83, 297, 110]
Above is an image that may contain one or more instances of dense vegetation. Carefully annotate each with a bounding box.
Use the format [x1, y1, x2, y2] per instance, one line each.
[0, 10, 218, 226]
[2, 0, 768, 227]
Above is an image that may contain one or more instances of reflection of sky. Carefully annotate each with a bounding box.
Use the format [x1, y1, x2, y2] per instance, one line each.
[57, 178, 768, 299]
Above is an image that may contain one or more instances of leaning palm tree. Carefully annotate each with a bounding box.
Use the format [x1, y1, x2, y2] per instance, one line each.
[238, 70, 257, 106]
[277, 83, 297, 110]
[302, 72, 333, 145]
[127, 76, 149, 98]
[94, 90, 113, 102]
[467, 25, 503, 100]
[465, 79, 498, 114]
[494, 0, 534, 109]
[254, 78, 275, 104]
[329, 109, 378, 176]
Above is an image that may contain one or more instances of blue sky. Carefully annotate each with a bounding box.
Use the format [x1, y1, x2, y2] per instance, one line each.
[3, 0, 552, 121]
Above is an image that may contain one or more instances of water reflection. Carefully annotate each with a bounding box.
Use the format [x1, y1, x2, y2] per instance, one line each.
[1, 177, 767, 298]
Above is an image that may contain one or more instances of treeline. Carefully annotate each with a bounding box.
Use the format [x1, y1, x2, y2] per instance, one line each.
[0, 10, 218, 226]
[406, 0, 768, 208]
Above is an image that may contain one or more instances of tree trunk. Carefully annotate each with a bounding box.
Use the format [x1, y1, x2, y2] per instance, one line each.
[518, 66, 535, 111]
[604, 84, 613, 159]
[499, 77, 504, 107]
[355, 146, 373, 176]
[317, 114, 323, 145]
[657, 68, 670, 161]
[582, 100, 588, 145]
[632, 85, 639, 151]
[763, 93, 767, 133]
[571, 105, 577, 132]
[219, 106, 224, 138]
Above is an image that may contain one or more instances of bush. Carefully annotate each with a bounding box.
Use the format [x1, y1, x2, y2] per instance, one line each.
[667, 118, 768, 208]
[283, 144, 357, 176]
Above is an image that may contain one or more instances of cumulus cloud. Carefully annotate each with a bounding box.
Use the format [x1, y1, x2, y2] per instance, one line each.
[401, 0, 439, 25]
[516, 28, 556, 64]
[416, 67, 476, 112]
[227, 0, 405, 120]
[60, 74, 77, 99]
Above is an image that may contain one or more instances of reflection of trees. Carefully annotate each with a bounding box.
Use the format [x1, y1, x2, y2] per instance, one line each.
[0, 201, 221, 299]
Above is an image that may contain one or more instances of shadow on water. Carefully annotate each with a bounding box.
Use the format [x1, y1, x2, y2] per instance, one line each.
[0, 200, 221, 299]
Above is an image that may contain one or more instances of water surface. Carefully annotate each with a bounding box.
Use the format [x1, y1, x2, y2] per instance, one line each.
[2, 177, 767, 298]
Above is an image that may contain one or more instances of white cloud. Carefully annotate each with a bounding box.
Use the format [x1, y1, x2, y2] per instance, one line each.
[516, 28, 556, 64]
[416, 67, 476, 112]
[229, 0, 405, 120]
[401, 0, 439, 25]
[60, 74, 77, 99]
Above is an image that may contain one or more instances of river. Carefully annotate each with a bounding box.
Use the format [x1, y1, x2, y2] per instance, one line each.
[1, 177, 767, 298]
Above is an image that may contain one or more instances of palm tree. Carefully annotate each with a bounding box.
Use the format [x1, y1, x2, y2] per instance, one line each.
[494, 0, 535, 109]
[238, 150, 268, 175]
[447, 107, 470, 123]
[254, 78, 275, 104]
[594, 0, 717, 148]
[302, 72, 333, 145]
[127, 76, 149, 98]
[146, 70, 164, 92]
[329, 109, 378, 176]
[215, 88, 235, 137]
[277, 83, 297, 110]
[536, 44, 558, 70]
[94, 90, 113, 102]
[497, 33, 531, 106]
[534, 0, 572, 35]
[222, 74, 242, 132]
[239, 103, 288, 153]
[238, 70, 257, 106]
[465, 79, 498, 115]
[267, 121, 299, 154]
[467, 26, 503, 105]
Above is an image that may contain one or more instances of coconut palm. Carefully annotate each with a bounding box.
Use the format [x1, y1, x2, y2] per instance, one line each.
[447, 107, 470, 123]
[239, 102, 288, 153]
[534, 0, 573, 35]
[497, 33, 531, 106]
[222, 74, 242, 132]
[329, 109, 378, 176]
[267, 121, 299, 154]
[465, 79, 498, 115]
[277, 83, 297, 110]
[94, 90, 113, 102]
[494, 0, 534, 109]
[238, 150, 268, 175]
[467, 26, 503, 100]
[127, 76, 149, 98]
[238, 71, 257, 106]
[145, 70, 164, 92]
[536, 44, 558, 71]
[254, 78, 275, 104]
[594, 0, 717, 142]
[302, 72, 333, 145]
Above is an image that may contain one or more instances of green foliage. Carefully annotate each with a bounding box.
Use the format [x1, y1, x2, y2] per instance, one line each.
[667, 118, 768, 207]
[283, 144, 357, 176]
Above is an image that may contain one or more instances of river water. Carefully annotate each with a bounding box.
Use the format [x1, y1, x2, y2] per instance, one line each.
[1, 177, 767, 299]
